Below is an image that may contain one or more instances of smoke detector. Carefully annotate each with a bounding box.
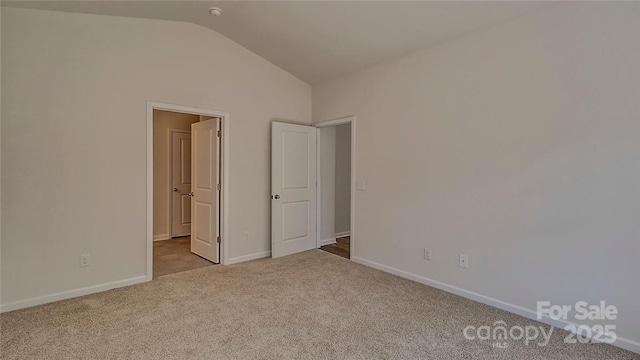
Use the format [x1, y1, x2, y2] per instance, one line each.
[209, 7, 223, 16]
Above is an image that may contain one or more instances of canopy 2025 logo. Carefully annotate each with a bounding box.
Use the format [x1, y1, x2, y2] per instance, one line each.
[537, 301, 617, 344]
[462, 301, 618, 349]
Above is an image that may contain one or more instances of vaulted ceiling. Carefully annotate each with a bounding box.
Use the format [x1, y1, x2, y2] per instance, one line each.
[2, 1, 548, 84]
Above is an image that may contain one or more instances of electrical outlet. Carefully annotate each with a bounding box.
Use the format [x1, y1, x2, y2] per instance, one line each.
[459, 254, 469, 268]
[244, 231, 250, 241]
[80, 254, 91, 267]
[424, 248, 432, 261]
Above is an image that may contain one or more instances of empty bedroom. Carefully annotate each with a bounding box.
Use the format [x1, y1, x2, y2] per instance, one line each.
[0, 1, 638, 359]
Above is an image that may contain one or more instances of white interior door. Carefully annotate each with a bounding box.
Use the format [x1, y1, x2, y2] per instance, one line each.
[191, 118, 221, 263]
[171, 131, 192, 237]
[271, 122, 317, 258]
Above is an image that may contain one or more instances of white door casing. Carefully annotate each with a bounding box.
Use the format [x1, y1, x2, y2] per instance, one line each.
[191, 118, 221, 263]
[171, 131, 192, 237]
[271, 122, 317, 258]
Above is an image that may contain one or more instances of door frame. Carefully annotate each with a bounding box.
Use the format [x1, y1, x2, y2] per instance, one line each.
[147, 101, 230, 281]
[168, 128, 191, 239]
[314, 116, 356, 259]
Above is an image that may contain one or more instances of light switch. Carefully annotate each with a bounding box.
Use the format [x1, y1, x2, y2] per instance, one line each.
[356, 181, 366, 191]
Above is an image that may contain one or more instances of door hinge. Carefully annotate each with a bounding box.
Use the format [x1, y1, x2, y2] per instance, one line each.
[217, 236, 221, 244]
[217, 130, 221, 137]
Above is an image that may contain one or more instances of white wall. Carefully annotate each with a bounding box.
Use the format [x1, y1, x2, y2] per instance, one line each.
[152, 110, 199, 240]
[319, 126, 336, 244]
[313, 2, 640, 349]
[334, 123, 351, 235]
[1, 8, 311, 307]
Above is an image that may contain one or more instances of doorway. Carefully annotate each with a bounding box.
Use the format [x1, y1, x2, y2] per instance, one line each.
[317, 121, 353, 259]
[270, 116, 355, 260]
[146, 102, 230, 281]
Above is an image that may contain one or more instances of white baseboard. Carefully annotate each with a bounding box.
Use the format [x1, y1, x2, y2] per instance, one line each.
[319, 238, 336, 246]
[227, 251, 271, 265]
[334, 231, 350, 238]
[153, 234, 170, 241]
[0, 275, 148, 313]
[351, 256, 640, 355]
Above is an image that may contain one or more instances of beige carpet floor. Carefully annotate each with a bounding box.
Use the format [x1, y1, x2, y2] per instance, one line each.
[1, 250, 637, 360]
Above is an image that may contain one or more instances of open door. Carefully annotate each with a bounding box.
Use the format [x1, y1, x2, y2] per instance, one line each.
[271, 122, 317, 258]
[190, 118, 221, 263]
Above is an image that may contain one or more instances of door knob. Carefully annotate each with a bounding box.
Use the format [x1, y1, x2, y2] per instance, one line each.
[274, 194, 280, 199]
[173, 187, 178, 192]
[188, 192, 194, 197]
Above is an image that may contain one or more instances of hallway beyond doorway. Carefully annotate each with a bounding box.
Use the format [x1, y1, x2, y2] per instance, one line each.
[153, 237, 215, 279]
[319, 236, 350, 259]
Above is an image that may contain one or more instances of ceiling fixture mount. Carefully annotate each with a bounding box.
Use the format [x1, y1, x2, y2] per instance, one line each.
[209, 7, 222, 17]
